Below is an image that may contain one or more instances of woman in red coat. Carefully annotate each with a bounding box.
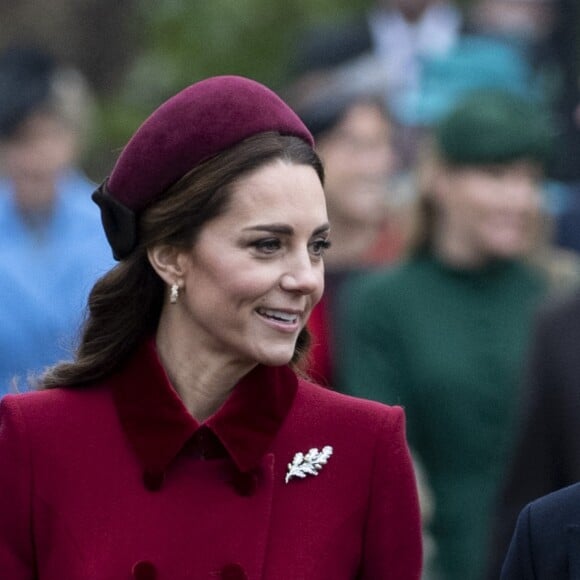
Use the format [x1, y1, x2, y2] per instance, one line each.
[0, 75, 422, 579]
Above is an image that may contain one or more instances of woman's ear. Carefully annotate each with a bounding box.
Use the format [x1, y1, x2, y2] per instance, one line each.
[147, 245, 186, 286]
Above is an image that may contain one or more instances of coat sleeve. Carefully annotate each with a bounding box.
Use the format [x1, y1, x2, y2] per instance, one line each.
[0, 396, 36, 578]
[359, 406, 422, 579]
[500, 504, 534, 580]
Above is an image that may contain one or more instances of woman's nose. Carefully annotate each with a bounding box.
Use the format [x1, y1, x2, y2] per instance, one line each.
[280, 254, 322, 295]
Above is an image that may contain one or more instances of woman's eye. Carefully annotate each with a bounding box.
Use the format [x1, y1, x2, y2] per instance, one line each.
[252, 238, 282, 254]
[310, 239, 332, 257]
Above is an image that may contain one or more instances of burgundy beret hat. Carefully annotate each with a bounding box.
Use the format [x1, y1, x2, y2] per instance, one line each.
[93, 75, 314, 260]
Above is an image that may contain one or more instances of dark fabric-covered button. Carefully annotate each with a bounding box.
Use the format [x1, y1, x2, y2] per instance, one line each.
[230, 470, 258, 497]
[185, 426, 227, 460]
[132, 560, 157, 580]
[220, 563, 248, 580]
[142, 470, 164, 491]
[197, 427, 225, 459]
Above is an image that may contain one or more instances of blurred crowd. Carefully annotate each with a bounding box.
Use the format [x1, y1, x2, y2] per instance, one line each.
[1, 0, 580, 578]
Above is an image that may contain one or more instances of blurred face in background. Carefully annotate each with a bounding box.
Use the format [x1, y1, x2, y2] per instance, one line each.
[316, 101, 397, 229]
[0, 110, 77, 213]
[432, 159, 542, 264]
[471, 0, 556, 42]
[385, 0, 436, 21]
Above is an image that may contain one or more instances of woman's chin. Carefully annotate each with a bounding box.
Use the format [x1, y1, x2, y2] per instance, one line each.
[253, 346, 296, 368]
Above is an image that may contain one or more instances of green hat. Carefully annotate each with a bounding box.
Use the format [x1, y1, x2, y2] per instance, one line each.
[435, 89, 554, 166]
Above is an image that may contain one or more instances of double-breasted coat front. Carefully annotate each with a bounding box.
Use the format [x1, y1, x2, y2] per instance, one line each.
[0, 339, 422, 579]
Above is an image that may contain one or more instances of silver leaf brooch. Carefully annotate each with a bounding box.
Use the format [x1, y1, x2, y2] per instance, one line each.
[285, 445, 333, 484]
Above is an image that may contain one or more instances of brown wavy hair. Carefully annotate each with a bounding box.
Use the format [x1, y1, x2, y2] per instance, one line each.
[40, 132, 324, 388]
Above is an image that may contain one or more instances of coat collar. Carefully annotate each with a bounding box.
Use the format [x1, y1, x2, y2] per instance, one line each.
[111, 338, 298, 475]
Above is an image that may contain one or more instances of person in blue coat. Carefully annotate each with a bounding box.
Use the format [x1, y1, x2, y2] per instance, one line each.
[501, 481, 580, 579]
[0, 46, 113, 395]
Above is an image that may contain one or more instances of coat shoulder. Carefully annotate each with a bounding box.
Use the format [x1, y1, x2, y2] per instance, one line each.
[3, 384, 108, 410]
[1, 385, 113, 436]
[294, 379, 405, 434]
[503, 482, 580, 579]
[528, 481, 580, 526]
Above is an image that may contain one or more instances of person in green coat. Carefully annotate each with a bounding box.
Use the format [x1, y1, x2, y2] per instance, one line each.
[337, 89, 555, 580]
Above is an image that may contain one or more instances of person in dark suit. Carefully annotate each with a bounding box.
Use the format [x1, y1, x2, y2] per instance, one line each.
[0, 75, 422, 579]
[501, 481, 580, 579]
[487, 289, 580, 578]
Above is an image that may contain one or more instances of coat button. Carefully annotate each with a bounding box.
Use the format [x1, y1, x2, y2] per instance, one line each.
[132, 560, 157, 580]
[220, 563, 248, 579]
[142, 470, 164, 491]
[231, 470, 257, 497]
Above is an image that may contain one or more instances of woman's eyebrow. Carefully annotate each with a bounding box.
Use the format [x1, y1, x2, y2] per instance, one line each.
[242, 223, 330, 236]
[243, 223, 294, 234]
[313, 223, 331, 236]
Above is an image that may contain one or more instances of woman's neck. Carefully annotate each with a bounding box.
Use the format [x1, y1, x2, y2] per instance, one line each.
[155, 314, 255, 422]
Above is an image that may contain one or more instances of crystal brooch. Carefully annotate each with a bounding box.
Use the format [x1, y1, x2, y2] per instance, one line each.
[285, 445, 333, 484]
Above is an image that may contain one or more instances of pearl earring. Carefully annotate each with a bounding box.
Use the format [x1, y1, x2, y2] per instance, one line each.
[170, 283, 180, 304]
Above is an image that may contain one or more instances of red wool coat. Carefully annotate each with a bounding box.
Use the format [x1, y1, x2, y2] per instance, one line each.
[0, 339, 422, 579]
